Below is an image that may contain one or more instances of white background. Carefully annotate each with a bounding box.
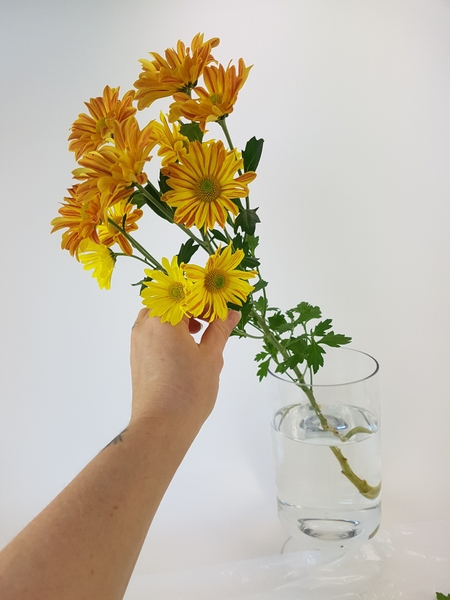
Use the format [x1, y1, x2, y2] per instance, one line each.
[0, 0, 449, 577]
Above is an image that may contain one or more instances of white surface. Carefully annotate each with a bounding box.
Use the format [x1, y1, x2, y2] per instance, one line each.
[125, 519, 450, 599]
[1, 0, 450, 577]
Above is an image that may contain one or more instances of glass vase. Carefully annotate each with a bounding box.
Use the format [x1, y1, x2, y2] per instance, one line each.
[267, 347, 380, 550]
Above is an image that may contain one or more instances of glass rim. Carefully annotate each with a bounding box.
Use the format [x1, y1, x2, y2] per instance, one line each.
[268, 347, 379, 388]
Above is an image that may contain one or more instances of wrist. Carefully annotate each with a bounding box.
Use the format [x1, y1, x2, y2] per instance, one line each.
[128, 404, 203, 452]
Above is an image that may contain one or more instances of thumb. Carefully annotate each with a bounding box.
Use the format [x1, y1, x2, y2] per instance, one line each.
[200, 310, 241, 355]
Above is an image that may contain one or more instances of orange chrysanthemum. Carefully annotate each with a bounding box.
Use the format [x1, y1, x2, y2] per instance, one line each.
[97, 200, 143, 255]
[68, 86, 136, 160]
[151, 112, 190, 167]
[162, 140, 256, 231]
[134, 33, 220, 110]
[72, 117, 156, 217]
[169, 59, 252, 131]
[50, 183, 101, 257]
[183, 244, 256, 321]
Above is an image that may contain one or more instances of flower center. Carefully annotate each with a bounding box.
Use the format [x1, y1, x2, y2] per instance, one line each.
[96, 117, 108, 134]
[169, 282, 185, 300]
[209, 93, 223, 105]
[196, 177, 221, 203]
[204, 270, 227, 292]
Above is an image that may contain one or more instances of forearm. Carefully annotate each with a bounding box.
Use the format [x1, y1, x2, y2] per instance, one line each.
[0, 413, 199, 600]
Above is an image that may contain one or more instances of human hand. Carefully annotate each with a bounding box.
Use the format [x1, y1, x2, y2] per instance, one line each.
[129, 308, 241, 432]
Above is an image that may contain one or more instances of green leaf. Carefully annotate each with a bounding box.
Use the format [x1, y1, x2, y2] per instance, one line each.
[228, 295, 252, 327]
[232, 233, 244, 250]
[129, 192, 147, 209]
[141, 180, 174, 223]
[275, 321, 296, 334]
[275, 354, 300, 374]
[240, 256, 260, 269]
[275, 361, 289, 374]
[307, 341, 326, 374]
[179, 121, 204, 143]
[251, 278, 268, 294]
[286, 335, 308, 358]
[136, 276, 152, 295]
[158, 171, 172, 195]
[235, 208, 260, 236]
[231, 197, 245, 211]
[263, 339, 279, 361]
[242, 137, 264, 172]
[313, 319, 333, 337]
[293, 302, 322, 323]
[246, 235, 259, 253]
[254, 351, 268, 362]
[177, 238, 200, 265]
[319, 333, 352, 347]
[268, 313, 287, 330]
[256, 358, 271, 381]
[210, 228, 229, 244]
[436, 594, 450, 600]
[253, 295, 267, 315]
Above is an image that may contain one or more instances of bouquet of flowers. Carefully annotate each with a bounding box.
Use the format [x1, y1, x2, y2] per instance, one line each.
[51, 33, 379, 502]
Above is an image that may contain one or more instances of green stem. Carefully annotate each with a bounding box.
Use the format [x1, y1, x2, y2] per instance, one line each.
[200, 230, 216, 255]
[135, 183, 173, 221]
[250, 305, 381, 500]
[256, 268, 268, 318]
[222, 224, 234, 244]
[343, 426, 373, 441]
[251, 308, 329, 428]
[173, 222, 209, 251]
[217, 118, 250, 210]
[330, 446, 381, 500]
[135, 183, 210, 251]
[107, 220, 163, 270]
[217, 119, 239, 168]
[233, 328, 264, 340]
[113, 252, 151, 266]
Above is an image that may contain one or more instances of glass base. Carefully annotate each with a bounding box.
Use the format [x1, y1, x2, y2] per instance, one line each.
[298, 517, 361, 540]
[281, 535, 348, 567]
[281, 537, 349, 565]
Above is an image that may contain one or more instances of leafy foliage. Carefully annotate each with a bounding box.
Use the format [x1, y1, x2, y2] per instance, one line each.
[210, 228, 229, 244]
[177, 238, 199, 265]
[436, 594, 450, 600]
[252, 302, 351, 381]
[242, 137, 264, 172]
[158, 171, 172, 195]
[179, 121, 204, 143]
[235, 208, 260, 236]
[130, 180, 174, 223]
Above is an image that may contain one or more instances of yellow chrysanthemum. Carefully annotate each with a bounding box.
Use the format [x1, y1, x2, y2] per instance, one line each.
[97, 200, 143, 255]
[162, 140, 256, 231]
[151, 112, 190, 166]
[182, 244, 256, 321]
[68, 86, 136, 160]
[72, 117, 155, 218]
[78, 240, 116, 290]
[134, 33, 220, 110]
[50, 183, 101, 257]
[169, 59, 252, 132]
[141, 256, 191, 325]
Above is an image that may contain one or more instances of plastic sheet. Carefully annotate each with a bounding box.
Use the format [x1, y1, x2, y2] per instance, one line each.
[125, 519, 450, 599]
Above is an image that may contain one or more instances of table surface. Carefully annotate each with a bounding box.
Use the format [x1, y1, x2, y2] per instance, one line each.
[125, 519, 450, 600]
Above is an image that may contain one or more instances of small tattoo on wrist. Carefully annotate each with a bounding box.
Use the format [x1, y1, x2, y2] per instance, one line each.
[103, 427, 128, 450]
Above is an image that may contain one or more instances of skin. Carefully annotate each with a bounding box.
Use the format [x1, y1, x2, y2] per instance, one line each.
[0, 308, 241, 600]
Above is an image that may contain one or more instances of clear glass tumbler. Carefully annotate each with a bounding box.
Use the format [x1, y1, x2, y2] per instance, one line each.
[267, 347, 380, 550]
